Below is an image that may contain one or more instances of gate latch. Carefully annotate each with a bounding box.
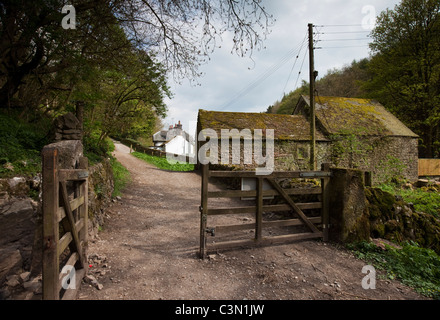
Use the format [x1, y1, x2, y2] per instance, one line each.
[205, 227, 215, 237]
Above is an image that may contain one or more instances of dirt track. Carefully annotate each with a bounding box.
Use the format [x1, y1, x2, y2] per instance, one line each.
[78, 141, 425, 300]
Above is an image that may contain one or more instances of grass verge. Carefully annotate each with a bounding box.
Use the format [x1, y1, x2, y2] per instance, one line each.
[378, 183, 440, 217]
[347, 241, 440, 299]
[132, 151, 194, 172]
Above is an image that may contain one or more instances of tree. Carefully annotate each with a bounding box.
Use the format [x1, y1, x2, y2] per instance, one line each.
[0, 0, 274, 110]
[0, 0, 124, 109]
[87, 49, 170, 143]
[267, 59, 371, 115]
[366, 0, 440, 157]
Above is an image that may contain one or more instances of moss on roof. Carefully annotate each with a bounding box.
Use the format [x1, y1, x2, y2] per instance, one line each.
[299, 96, 418, 137]
[197, 109, 329, 141]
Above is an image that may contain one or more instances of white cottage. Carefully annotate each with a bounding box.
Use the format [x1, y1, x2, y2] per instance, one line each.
[152, 121, 195, 157]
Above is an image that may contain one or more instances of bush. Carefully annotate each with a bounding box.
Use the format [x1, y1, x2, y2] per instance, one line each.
[0, 112, 51, 177]
[378, 183, 440, 217]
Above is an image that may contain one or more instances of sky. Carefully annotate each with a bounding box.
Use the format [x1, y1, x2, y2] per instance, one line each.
[162, 0, 402, 138]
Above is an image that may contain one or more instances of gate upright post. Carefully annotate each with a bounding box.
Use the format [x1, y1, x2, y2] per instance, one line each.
[79, 156, 89, 270]
[42, 147, 60, 300]
[321, 163, 330, 242]
[199, 164, 208, 259]
[255, 177, 263, 242]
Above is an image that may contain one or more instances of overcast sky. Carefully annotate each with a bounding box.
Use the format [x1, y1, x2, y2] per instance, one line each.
[162, 0, 401, 137]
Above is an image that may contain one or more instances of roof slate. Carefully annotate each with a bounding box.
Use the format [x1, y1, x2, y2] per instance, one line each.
[197, 109, 329, 141]
[296, 96, 418, 137]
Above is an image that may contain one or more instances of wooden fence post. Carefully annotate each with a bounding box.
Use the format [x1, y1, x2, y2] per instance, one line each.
[321, 163, 330, 242]
[255, 177, 263, 241]
[42, 147, 60, 300]
[199, 164, 209, 259]
[79, 157, 89, 268]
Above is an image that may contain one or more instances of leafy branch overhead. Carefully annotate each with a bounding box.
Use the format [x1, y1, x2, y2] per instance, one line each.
[0, 0, 274, 156]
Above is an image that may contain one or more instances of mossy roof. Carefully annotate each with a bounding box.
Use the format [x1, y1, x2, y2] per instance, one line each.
[296, 96, 418, 137]
[197, 109, 329, 141]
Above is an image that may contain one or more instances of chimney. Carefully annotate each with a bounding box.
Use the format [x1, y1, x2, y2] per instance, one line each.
[169, 125, 173, 129]
[175, 120, 182, 130]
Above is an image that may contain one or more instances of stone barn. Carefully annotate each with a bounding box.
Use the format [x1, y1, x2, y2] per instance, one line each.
[293, 96, 419, 184]
[196, 109, 331, 172]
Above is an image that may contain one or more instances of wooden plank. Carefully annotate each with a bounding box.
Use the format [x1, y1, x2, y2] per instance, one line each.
[258, 232, 323, 245]
[207, 202, 321, 216]
[265, 203, 322, 211]
[58, 253, 79, 282]
[207, 232, 323, 251]
[75, 218, 85, 233]
[214, 217, 322, 233]
[207, 187, 321, 198]
[267, 178, 320, 233]
[61, 268, 86, 300]
[215, 223, 255, 233]
[209, 170, 330, 179]
[418, 158, 440, 176]
[58, 169, 88, 181]
[208, 190, 257, 198]
[263, 216, 321, 228]
[57, 196, 85, 222]
[60, 181, 84, 268]
[42, 147, 60, 300]
[58, 232, 73, 257]
[207, 206, 256, 215]
[58, 207, 66, 222]
[70, 195, 84, 213]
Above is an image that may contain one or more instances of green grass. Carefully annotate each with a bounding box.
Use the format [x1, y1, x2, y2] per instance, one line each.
[347, 241, 440, 299]
[378, 183, 440, 217]
[110, 157, 131, 197]
[0, 112, 51, 177]
[132, 151, 194, 172]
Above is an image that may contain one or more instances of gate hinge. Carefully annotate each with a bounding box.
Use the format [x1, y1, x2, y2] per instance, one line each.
[205, 228, 215, 237]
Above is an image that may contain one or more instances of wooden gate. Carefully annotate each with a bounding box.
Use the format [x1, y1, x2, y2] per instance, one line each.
[42, 147, 89, 300]
[199, 164, 331, 259]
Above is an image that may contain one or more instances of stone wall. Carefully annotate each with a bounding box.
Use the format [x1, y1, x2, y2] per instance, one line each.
[204, 139, 331, 172]
[327, 167, 370, 243]
[326, 167, 440, 254]
[87, 158, 114, 238]
[328, 135, 418, 185]
[198, 135, 417, 185]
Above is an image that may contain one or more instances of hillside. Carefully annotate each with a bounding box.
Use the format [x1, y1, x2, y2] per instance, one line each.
[266, 59, 370, 115]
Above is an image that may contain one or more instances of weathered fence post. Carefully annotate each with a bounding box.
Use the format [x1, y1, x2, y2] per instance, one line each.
[255, 177, 263, 242]
[321, 163, 330, 242]
[78, 157, 89, 267]
[199, 164, 209, 259]
[42, 147, 59, 300]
